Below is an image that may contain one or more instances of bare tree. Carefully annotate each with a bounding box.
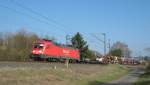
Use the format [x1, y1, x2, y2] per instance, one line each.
[144, 47, 150, 56]
[111, 41, 131, 57]
[144, 47, 150, 52]
[0, 29, 39, 61]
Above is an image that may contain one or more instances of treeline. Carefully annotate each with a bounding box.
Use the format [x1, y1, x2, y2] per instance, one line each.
[0, 29, 38, 61]
[0, 30, 97, 61]
[0, 29, 131, 61]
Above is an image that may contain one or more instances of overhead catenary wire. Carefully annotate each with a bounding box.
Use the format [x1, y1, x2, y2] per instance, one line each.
[0, 2, 98, 44]
[90, 33, 104, 43]
[10, 0, 72, 34]
[0, 2, 91, 47]
[2, 5, 63, 33]
[8, 0, 104, 41]
[11, 0, 97, 36]
[0, 4, 48, 25]
[1, 0, 71, 35]
[90, 33, 107, 55]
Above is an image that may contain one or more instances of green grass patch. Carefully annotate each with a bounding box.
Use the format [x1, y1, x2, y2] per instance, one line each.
[79, 64, 129, 85]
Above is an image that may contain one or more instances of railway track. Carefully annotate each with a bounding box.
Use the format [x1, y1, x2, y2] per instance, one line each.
[0, 61, 104, 69]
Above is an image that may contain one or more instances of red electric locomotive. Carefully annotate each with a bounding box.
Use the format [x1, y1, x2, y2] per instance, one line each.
[30, 39, 80, 62]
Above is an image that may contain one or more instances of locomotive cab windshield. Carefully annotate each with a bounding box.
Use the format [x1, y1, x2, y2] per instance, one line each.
[34, 43, 44, 49]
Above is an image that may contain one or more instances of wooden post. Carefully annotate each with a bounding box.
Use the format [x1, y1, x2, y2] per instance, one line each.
[65, 58, 69, 68]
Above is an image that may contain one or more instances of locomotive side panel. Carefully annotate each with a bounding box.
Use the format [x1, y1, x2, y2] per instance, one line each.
[43, 43, 62, 58]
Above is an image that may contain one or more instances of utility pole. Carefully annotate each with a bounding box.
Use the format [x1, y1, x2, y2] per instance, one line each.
[66, 35, 71, 45]
[139, 51, 144, 63]
[65, 34, 71, 68]
[91, 33, 107, 56]
[108, 39, 111, 54]
[102, 33, 106, 56]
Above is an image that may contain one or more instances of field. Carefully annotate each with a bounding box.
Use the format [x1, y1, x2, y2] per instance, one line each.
[0, 62, 129, 85]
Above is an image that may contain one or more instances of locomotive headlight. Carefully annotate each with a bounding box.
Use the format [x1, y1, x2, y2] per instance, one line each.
[32, 50, 35, 53]
[38, 50, 42, 53]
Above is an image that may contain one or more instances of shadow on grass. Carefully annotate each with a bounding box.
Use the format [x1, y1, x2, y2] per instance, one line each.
[135, 72, 150, 85]
[87, 80, 103, 85]
[88, 80, 150, 85]
[87, 78, 150, 85]
[88, 80, 133, 85]
[135, 80, 150, 85]
[140, 72, 150, 77]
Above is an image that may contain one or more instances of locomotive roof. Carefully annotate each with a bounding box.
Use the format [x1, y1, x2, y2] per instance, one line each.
[54, 42, 78, 49]
[42, 39, 78, 50]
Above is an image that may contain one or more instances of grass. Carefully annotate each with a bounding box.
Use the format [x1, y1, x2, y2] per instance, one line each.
[83, 65, 129, 85]
[135, 62, 150, 85]
[0, 63, 129, 85]
[134, 72, 150, 85]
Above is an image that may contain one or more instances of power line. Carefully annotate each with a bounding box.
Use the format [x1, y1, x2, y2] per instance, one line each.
[90, 33, 104, 43]
[108, 39, 111, 54]
[0, 3, 99, 49]
[90, 33, 107, 56]
[102, 33, 107, 56]
[0, 1, 70, 34]
[10, 0, 71, 33]
[84, 35, 103, 46]
[0, 4, 48, 25]
[82, 33, 104, 53]
[12, 0, 98, 35]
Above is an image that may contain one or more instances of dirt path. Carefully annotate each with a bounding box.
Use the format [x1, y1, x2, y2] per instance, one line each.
[102, 66, 145, 85]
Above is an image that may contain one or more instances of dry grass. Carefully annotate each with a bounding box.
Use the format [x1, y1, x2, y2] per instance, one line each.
[0, 63, 129, 85]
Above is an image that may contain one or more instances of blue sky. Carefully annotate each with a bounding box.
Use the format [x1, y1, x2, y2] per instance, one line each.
[0, 0, 150, 56]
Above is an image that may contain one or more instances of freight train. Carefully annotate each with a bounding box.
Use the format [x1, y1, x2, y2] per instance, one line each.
[30, 39, 80, 62]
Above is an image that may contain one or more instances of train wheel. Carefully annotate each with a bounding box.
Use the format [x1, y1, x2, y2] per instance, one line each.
[47, 58, 51, 62]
